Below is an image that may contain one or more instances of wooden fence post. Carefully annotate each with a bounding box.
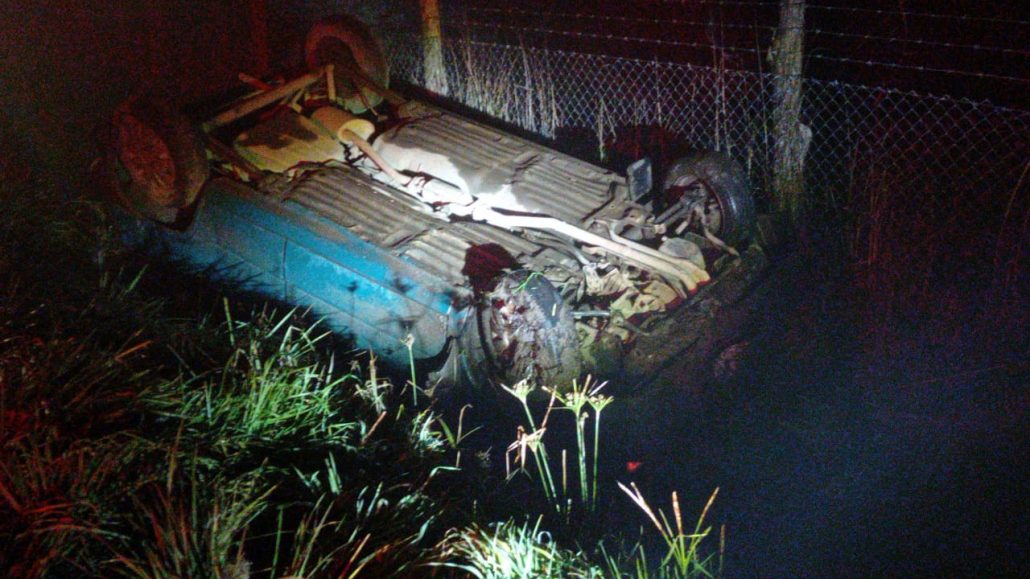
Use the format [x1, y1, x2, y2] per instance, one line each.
[419, 0, 449, 95]
[771, 0, 810, 223]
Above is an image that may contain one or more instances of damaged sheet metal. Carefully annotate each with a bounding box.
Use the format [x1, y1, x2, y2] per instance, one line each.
[166, 177, 460, 365]
[373, 109, 621, 222]
[283, 167, 545, 287]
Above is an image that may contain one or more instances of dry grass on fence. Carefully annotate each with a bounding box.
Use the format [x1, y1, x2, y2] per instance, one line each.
[452, 39, 559, 139]
[846, 148, 1029, 349]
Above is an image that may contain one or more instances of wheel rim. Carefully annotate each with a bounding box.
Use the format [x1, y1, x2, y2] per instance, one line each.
[115, 112, 177, 206]
[483, 294, 522, 372]
[480, 274, 547, 384]
[313, 38, 363, 98]
[671, 175, 724, 235]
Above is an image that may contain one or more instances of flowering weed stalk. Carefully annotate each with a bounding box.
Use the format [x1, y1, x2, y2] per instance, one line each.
[502, 380, 559, 509]
[617, 482, 721, 578]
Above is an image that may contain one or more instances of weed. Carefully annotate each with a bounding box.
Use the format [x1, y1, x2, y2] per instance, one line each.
[617, 483, 722, 578]
[503, 380, 560, 509]
[435, 517, 605, 578]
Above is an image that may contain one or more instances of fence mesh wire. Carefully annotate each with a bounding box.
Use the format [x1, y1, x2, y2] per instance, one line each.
[385, 33, 1029, 301]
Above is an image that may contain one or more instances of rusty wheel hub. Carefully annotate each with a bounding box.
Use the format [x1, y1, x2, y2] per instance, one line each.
[115, 111, 177, 206]
[672, 175, 724, 234]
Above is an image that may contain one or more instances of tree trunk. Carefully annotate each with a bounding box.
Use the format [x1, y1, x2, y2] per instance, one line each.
[419, 0, 449, 95]
[770, 0, 809, 223]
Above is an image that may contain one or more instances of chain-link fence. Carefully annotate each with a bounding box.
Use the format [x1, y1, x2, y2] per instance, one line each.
[385, 32, 1029, 311]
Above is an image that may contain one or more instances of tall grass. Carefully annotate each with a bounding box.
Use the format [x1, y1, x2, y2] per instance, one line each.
[503, 377, 613, 516]
[616, 484, 722, 578]
[435, 518, 606, 578]
[451, 36, 559, 139]
[495, 377, 720, 577]
[109, 468, 271, 578]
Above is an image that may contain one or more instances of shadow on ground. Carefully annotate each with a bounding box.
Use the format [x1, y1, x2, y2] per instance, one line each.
[599, 252, 1028, 577]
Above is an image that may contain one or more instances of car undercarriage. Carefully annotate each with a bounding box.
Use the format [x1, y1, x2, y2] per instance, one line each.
[106, 13, 765, 394]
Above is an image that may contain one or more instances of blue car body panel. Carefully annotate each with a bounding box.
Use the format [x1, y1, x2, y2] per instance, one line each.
[145, 177, 465, 366]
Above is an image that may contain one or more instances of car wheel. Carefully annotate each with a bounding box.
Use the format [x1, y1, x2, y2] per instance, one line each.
[479, 271, 584, 393]
[110, 97, 208, 225]
[304, 14, 389, 114]
[662, 151, 755, 247]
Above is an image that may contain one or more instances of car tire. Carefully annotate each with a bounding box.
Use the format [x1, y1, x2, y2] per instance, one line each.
[304, 14, 390, 114]
[109, 97, 208, 225]
[478, 270, 584, 394]
[662, 151, 755, 247]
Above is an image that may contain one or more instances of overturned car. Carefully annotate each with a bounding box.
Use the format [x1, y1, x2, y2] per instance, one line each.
[107, 15, 762, 394]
